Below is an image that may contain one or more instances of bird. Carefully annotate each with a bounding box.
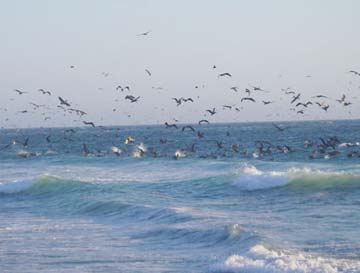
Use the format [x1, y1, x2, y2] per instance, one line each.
[172, 97, 183, 106]
[137, 30, 151, 36]
[230, 87, 239, 92]
[198, 119, 209, 125]
[165, 122, 178, 129]
[316, 102, 330, 111]
[312, 95, 328, 98]
[336, 94, 346, 104]
[125, 95, 140, 103]
[241, 97, 256, 103]
[272, 123, 286, 131]
[262, 101, 273, 105]
[38, 89, 51, 95]
[58, 97, 71, 107]
[182, 98, 194, 103]
[14, 89, 26, 95]
[250, 85, 269, 93]
[296, 101, 312, 107]
[222, 105, 233, 110]
[124, 137, 135, 144]
[182, 125, 195, 132]
[291, 93, 301, 104]
[83, 121, 96, 127]
[145, 69, 151, 76]
[349, 70, 360, 76]
[218, 72, 232, 78]
[206, 108, 216, 115]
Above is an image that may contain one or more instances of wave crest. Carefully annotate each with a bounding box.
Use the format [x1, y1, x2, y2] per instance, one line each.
[232, 165, 360, 191]
[210, 244, 360, 273]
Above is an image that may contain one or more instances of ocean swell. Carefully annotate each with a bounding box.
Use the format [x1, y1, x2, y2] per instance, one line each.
[232, 165, 360, 191]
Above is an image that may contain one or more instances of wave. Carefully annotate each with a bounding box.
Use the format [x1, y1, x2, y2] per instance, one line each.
[0, 176, 193, 223]
[210, 244, 360, 273]
[232, 165, 360, 191]
[132, 223, 258, 247]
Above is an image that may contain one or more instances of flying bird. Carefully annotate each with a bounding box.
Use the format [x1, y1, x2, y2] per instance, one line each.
[125, 95, 140, 103]
[145, 69, 152, 76]
[58, 97, 71, 107]
[137, 30, 151, 36]
[14, 89, 26, 95]
[38, 89, 51, 95]
[349, 70, 360, 76]
[83, 121, 96, 127]
[198, 119, 209, 125]
[291, 93, 301, 104]
[218, 72, 232, 78]
[165, 122, 178, 129]
[182, 125, 195, 132]
[206, 108, 216, 115]
[241, 97, 256, 103]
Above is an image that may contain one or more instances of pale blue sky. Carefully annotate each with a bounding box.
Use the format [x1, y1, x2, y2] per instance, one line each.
[1, 1, 359, 128]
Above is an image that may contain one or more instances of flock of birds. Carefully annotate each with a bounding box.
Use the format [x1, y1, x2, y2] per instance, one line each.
[1, 31, 360, 161]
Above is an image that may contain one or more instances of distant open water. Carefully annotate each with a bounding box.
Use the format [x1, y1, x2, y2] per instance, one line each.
[1, 120, 360, 272]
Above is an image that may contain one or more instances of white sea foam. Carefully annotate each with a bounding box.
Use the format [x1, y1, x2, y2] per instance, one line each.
[210, 244, 360, 273]
[232, 165, 360, 191]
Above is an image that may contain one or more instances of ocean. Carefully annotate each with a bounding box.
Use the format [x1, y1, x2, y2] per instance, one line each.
[1, 120, 360, 272]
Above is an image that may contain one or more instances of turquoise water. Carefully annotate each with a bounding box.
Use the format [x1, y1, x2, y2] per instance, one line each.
[1, 120, 360, 272]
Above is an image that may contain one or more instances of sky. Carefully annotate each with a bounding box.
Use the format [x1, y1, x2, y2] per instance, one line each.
[0, 0, 360, 128]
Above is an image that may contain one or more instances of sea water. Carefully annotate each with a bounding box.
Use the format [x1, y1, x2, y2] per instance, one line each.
[1, 120, 360, 272]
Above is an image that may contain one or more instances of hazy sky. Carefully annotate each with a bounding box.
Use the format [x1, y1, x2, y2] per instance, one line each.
[1, 0, 360, 128]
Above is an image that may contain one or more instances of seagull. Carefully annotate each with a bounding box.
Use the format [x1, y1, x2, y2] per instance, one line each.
[125, 95, 140, 103]
[172, 97, 183, 106]
[349, 70, 360, 76]
[197, 131, 204, 138]
[124, 137, 135, 144]
[165, 122, 178, 129]
[206, 108, 216, 115]
[312, 95, 328, 98]
[222, 105, 233, 110]
[291, 93, 301, 104]
[182, 125, 195, 132]
[250, 85, 269, 93]
[316, 102, 330, 111]
[262, 101, 273, 105]
[38, 89, 51, 95]
[272, 123, 286, 131]
[230, 87, 239, 92]
[336, 94, 346, 104]
[296, 101, 312, 107]
[145, 69, 152, 76]
[14, 89, 26, 95]
[137, 30, 151, 36]
[83, 121, 96, 127]
[58, 96, 71, 107]
[198, 119, 209, 125]
[182, 98, 194, 103]
[218, 72, 232, 78]
[241, 97, 256, 103]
